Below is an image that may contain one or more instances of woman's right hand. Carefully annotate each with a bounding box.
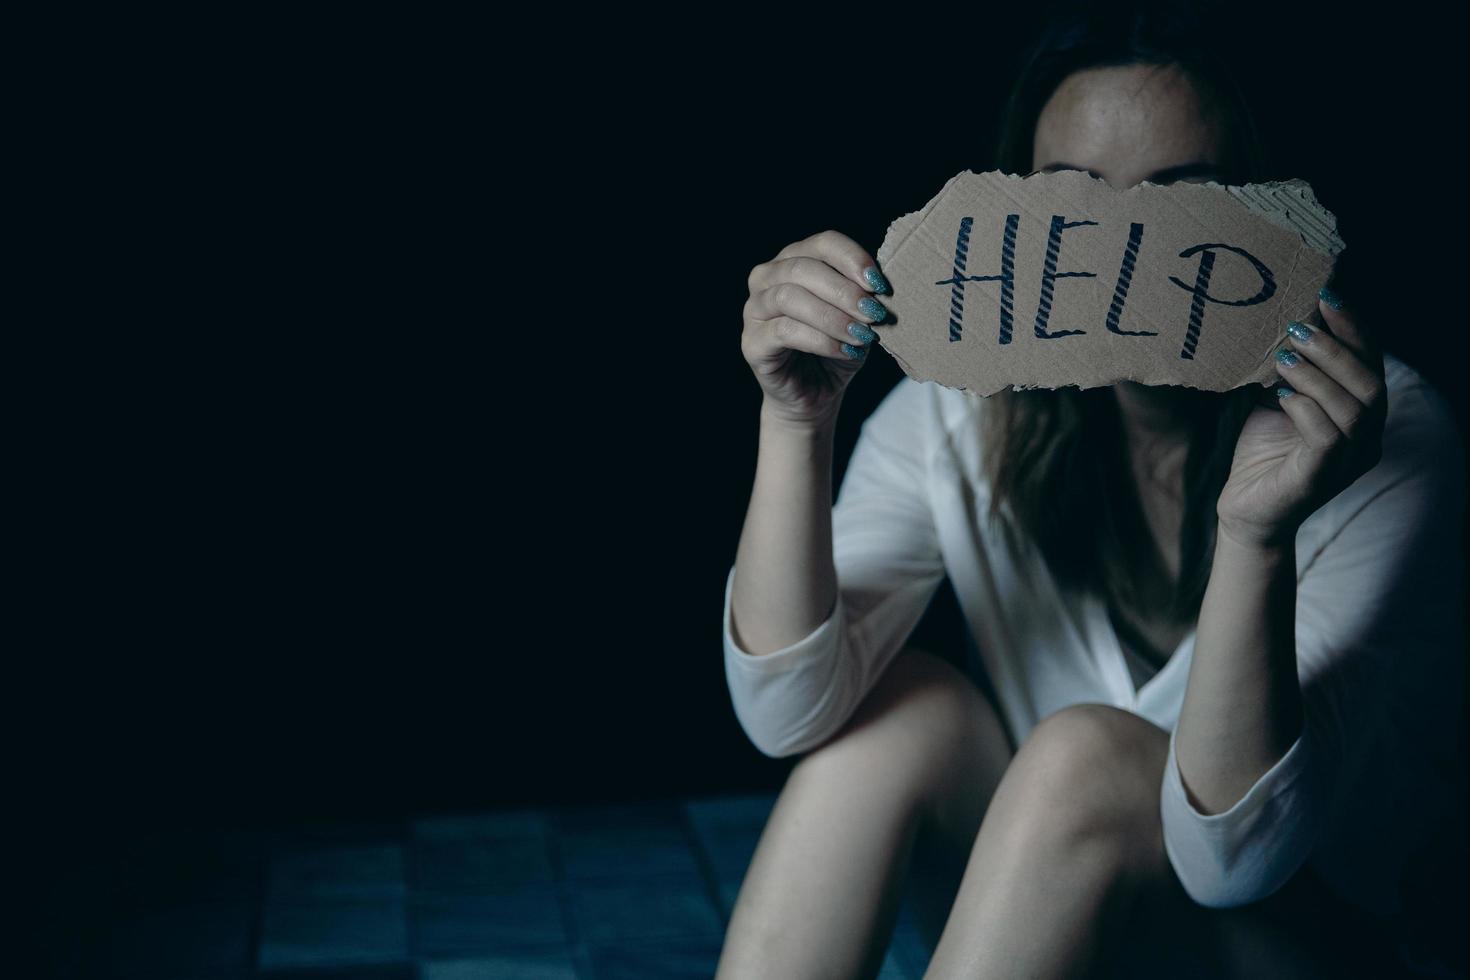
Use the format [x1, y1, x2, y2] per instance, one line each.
[741, 230, 891, 429]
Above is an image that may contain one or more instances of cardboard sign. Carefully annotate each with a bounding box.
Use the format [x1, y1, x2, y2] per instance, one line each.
[872, 170, 1343, 394]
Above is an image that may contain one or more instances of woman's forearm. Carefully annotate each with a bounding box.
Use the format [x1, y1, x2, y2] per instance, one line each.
[1173, 529, 1304, 814]
[728, 401, 841, 656]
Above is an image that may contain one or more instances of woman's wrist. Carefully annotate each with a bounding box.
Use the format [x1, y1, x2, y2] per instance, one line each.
[759, 400, 840, 441]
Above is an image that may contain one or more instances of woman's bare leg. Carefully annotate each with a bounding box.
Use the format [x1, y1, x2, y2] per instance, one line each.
[714, 647, 1014, 980]
[923, 703, 1171, 980]
[923, 703, 1358, 979]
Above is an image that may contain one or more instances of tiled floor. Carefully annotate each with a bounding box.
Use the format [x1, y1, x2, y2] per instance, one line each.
[69, 792, 950, 979]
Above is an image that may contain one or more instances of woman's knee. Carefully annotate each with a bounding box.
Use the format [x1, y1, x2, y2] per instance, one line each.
[1000, 703, 1170, 849]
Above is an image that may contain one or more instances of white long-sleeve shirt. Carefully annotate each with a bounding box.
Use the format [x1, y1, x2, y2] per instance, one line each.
[721, 352, 1464, 916]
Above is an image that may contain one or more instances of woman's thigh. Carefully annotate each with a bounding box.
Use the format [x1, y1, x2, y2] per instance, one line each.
[758, 642, 1015, 890]
[899, 643, 1017, 858]
[899, 646, 1017, 946]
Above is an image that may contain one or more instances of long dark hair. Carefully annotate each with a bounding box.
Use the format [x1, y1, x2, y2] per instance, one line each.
[984, 3, 1269, 639]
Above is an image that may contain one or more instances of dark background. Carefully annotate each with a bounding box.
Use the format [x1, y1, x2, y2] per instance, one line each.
[35, 2, 1467, 910]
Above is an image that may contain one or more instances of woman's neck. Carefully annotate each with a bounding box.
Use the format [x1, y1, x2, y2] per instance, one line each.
[1112, 381, 1194, 491]
[1110, 381, 1200, 595]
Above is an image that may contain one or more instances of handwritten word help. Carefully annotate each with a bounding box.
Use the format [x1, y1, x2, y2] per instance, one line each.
[936, 214, 1276, 360]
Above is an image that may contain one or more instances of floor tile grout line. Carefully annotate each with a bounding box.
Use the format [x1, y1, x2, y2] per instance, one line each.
[542, 806, 584, 958]
[677, 797, 739, 931]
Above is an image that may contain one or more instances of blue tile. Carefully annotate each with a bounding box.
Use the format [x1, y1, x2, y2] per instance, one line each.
[686, 825, 762, 885]
[682, 793, 779, 837]
[413, 837, 555, 894]
[584, 935, 725, 979]
[878, 948, 916, 979]
[887, 917, 934, 980]
[682, 794, 775, 887]
[420, 953, 580, 979]
[555, 823, 702, 881]
[413, 808, 548, 842]
[658, 888, 911, 978]
[86, 900, 253, 977]
[409, 889, 568, 956]
[551, 801, 702, 881]
[566, 874, 723, 944]
[266, 844, 406, 903]
[254, 966, 415, 979]
[713, 877, 742, 920]
[257, 899, 408, 970]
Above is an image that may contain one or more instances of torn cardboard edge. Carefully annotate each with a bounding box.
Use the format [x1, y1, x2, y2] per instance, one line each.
[872, 170, 1343, 395]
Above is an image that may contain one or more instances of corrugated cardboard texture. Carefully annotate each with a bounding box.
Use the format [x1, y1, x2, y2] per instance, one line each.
[873, 170, 1342, 394]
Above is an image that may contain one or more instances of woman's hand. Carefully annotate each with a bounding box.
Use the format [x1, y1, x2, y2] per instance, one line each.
[742, 230, 891, 429]
[1216, 287, 1388, 549]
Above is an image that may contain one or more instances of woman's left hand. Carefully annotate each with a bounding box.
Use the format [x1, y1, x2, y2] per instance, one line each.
[1216, 287, 1388, 550]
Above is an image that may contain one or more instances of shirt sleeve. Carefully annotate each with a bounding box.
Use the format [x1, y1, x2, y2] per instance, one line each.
[1159, 369, 1467, 909]
[722, 379, 949, 758]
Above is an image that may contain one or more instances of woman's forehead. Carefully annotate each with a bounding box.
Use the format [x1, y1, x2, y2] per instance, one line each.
[1032, 63, 1228, 186]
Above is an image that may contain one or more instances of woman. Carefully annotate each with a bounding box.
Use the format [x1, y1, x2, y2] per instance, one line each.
[715, 8, 1464, 980]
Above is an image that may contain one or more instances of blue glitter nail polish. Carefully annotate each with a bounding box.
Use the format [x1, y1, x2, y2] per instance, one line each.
[1277, 384, 1295, 399]
[847, 321, 876, 344]
[1319, 286, 1343, 310]
[841, 342, 868, 360]
[1286, 321, 1313, 343]
[1275, 347, 1300, 367]
[858, 296, 887, 323]
[863, 267, 890, 294]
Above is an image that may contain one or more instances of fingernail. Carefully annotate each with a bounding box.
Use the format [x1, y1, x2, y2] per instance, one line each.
[840, 342, 868, 360]
[1275, 347, 1300, 368]
[847, 321, 876, 344]
[1319, 286, 1343, 310]
[863, 266, 890, 294]
[1277, 384, 1295, 399]
[858, 296, 888, 323]
[1286, 321, 1313, 344]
